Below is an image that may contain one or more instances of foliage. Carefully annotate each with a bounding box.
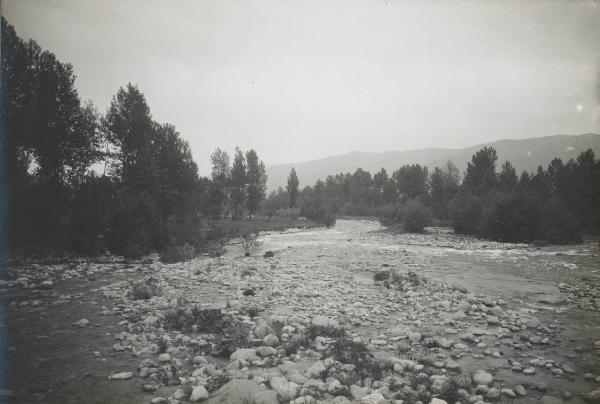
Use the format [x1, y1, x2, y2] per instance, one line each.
[129, 275, 161, 300]
[402, 199, 432, 233]
[160, 244, 196, 263]
[245, 149, 267, 217]
[240, 232, 262, 256]
[331, 338, 382, 381]
[229, 147, 247, 220]
[373, 270, 390, 282]
[286, 167, 300, 208]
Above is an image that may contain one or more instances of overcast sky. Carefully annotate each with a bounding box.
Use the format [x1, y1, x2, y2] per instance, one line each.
[3, 0, 600, 173]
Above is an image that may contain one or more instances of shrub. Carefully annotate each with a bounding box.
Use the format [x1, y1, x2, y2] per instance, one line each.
[213, 322, 252, 356]
[331, 338, 382, 381]
[160, 243, 195, 263]
[538, 197, 582, 244]
[275, 208, 300, 218]
[477, 191, 539, 242]
[129, 276, 161, 300]
[402, 199, 432, 233]
[322, 207, 336, 228]
[307, 324, 346, 340]
[448, 194, 482, 234]
[241, 233, 262, 256]
[373, 270, 390, 282]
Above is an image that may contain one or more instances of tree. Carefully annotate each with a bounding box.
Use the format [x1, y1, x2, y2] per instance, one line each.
[208, 148, 230, 219]
[463, 147, 498, 196]
[245, 149, 267, 217]
[497, 161, 518, 191]
[103, 83, 156, 190]
[430, 161, 460, 219]
[392, 164, 429, 201]
[229, 147, 246, 219]
[286, 167, 299, 208]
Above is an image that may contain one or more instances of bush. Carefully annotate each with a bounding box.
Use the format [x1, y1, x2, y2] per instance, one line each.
[402, 199, 432, 233]
[448, 194, 482, 234]
[160, 244, 195, 263]
[373, 270, 390, 282]
[477, 191, 539, 242]
[129, 275, 161, 300]
[322, 206, 336, 228]
[275, 208, 300, 218]
[241, 232, 262, 256]
[539, 197, 582, 244]
[331, 338, 382, 381]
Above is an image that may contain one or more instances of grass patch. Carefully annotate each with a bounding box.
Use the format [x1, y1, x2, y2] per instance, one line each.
[129, 276, 161, 300]
[331, 338, 383, 382]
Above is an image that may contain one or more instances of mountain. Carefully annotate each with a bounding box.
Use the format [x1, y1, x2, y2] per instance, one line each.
[266, 134, 600, 190]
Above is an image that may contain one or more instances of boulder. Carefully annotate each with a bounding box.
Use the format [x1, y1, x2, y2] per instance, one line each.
[206, 379, 266, 404]
[472, 370, 493, 386]
[190, 385, 209, 402]
[230, 348, 259, 363]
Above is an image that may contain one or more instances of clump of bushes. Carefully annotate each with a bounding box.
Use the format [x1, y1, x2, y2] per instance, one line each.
[386, 270, 424, 289]
[373, 270, 390, 282]
[241, 233, 262, 256]
[330, 338, 382, 381]
[307, 324, 346, 340]
[403, 199, 432, 233]
[379, 199, 431, 233]
[164, 306, 225, 332]
[129, 275, 161, 300]
[160, 243, 196, 263]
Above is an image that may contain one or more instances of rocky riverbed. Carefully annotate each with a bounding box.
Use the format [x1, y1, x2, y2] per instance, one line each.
[2, 220, 600, 403]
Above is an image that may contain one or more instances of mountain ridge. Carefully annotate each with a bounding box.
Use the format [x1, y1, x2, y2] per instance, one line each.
[266, 134, 600, 190]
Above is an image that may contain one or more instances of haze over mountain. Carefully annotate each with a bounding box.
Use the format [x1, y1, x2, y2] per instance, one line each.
[266, 134, 600, 190]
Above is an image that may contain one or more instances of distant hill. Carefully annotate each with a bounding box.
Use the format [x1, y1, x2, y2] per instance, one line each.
[266, 134, 600, 190]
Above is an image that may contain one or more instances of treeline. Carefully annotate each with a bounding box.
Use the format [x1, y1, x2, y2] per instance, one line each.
[1, 18, 270, 258]
[266, 147, 600, 244]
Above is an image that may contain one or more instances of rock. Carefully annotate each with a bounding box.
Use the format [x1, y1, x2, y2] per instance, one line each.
[523, 367, 536, 375]
[37, 280, 54, 289]
[453, 373, 472, 388]
[263, 334, 279, 347]
[487, 387, 500, 399]
[472, 370, 493, 385]
[306, 361, 327, 378]
[311, 315, 339, 329]
[206, 380, 267, 404]
[350, 385, 367, 400]
[256, 346, 277, 357]
[540, 396, 564, 404]
[174, 389, 187, 400]
[74, 318, 90, 327]
[501, 388, 516, 398]
[255, 323, 271, 338]
[361, 393, 385, 403]
[254, 390, 279, 404]
[430, 399, 448, 404]
[437, 338, 454, 348]
[271, 377, 299, 401]
[109, 371, 133, 380]
[487, 316, 500, 325]
[230, 348, 259, 363]
[158, 353, 171, 363]
[583, 390, 600, 402]
[190, 385, 209, 402]
[143, 315, 160, 326]
[514, 385, 527, 396]
[408, 332, 421, 342]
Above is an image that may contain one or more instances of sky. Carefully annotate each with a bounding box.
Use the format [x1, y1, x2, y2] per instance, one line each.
[3, 0, 600, 174]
